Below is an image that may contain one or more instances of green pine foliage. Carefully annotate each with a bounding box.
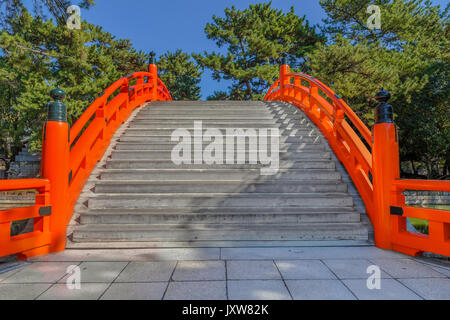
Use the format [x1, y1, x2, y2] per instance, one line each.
[157, 50, 202, 100]
[0, 9, 148, 157]
[307, 0, 449, 178]
[194, 2, 324, 100]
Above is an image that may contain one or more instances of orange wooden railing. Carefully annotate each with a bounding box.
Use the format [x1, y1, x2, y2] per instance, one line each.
[265, 62, 450, 257]
[0, 62, 171, 259]
[0, 179, 51, 260]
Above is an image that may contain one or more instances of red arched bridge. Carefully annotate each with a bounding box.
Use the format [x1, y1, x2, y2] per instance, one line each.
[0, 60, 449, 260]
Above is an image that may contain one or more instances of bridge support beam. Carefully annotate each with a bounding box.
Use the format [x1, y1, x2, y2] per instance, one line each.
[41, 88, 70, 252]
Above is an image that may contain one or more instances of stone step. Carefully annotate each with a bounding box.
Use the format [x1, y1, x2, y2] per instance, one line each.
[72, 223, 369, 242]
[134, 115, 275, 120]
[114, 142, 325, 152]
[79, 207, 360, 225]
[109, 150, 331, 161]
[105, 159, 334, 170]
[98, 169, 340, 181]
[117, 135, 321, 144]
[94, 180, 348, 193]
[128, 123, 282, 129]
[136, 110, 273, 115]
[88, 193, 354, 209]
[131, 119, 279, 125]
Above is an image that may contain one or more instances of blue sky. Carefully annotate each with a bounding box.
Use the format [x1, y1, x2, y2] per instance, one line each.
[81, 0, 330, 99]
[27, 0, 449, 99]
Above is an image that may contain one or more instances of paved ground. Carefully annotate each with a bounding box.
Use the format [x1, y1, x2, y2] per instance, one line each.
[0, 246, 449, 300]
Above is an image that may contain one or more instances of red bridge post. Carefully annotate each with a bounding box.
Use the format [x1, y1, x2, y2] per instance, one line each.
[41, 88, 70, 252]
[149, 52, 158, 100]
[372, 89, 399, 250]
[280, 56, 290, 99]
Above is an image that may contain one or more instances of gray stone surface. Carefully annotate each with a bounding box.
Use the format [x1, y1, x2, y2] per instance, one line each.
[342, 279, 422, 300]
[58, 262, 128, 283]
[369, 258, 447, 278]
[70, 101, 369, 245]
[115, 261, 176, 282]
[0, 268, 22, 282]
[101, 282, 168, 300]
[3, 262, 77, 283]
[36, 248, 220, 262]
[0, 283, 52, 300]
[399, 278, 450, 300]
[275, 260, 336, 280]
[164, 281, 226, 300]
[172, 261, 225, 281]
[37, 283, 109, 300]
[228, 280, 291, 300]
[222, 246, 404, 260]
[286, 280, 356, 300]
[323, 259, 392, 279]
[227, 260, 281, 280]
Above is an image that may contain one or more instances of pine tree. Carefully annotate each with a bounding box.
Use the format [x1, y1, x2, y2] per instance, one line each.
[194, 2, 324, 100]
[157, 50, 202, 100]
[0, 9, 148, 156]
[309, 0, 449, 177]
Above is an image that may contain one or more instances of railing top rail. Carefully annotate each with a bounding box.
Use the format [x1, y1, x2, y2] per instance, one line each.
[0, 179, 50, 192]
[284, 72, 372, 147]
[69, 72, 159, 145]
[393, 179, 450, 192]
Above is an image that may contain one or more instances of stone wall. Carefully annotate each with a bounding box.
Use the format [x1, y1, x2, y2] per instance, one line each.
[6, 146, 41, 179]
[404, 190, 450, 206]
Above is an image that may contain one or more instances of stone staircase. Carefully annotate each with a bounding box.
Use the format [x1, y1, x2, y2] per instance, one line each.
[68, 101, 369, 248]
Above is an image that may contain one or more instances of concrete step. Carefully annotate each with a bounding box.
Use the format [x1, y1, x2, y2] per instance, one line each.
[121, 128, 318, 136]
[133, 116, 275, 120]
[110, 150, 331, 160]
[128, 123, 281, 129]
[98, 169, 340, 181]
[131, 119, 279, 125]
[87, 193, 354, 209]
[114, 142, 326, 152]
[136, 110, 273, 115]
[72, 223, 369, 242]
[79, 207, 360, 225]
[117, 135, 321, 144]
[93, 180, 348, 194]
[105, 159, 335, 169]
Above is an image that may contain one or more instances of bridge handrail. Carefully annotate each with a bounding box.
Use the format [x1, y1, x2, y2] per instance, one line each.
[0, 179, 52, 259]
[265, 71, 374, 223]
[265, 64, 449, 257]
[0, 65, 172, 260]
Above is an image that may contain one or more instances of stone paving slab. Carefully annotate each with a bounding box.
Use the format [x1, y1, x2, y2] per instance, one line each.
[35, 248, 220, 262]
[368, 258, 447, 279]
[3, 262, 77, 284]
[275, 260, 336, 280]
[173, 261, 226, 281]
[228, 280, 291, 300]
[101, 282, 168, 300]
[342, 279, 422, 300]
[398, 278, 450, 300]
[37, 283, 110, 300]
[0, 283, 52, 300]
[227, 260, 281, 280]
[221, 247, 405, 260]
[322, 259, 392, 279]
[115, 261, 176, 282]
[0, 246, 448, 300]
[58, 262, 128, 283]
[286, 279, 356, 300]
[164, 281, 227, 300]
